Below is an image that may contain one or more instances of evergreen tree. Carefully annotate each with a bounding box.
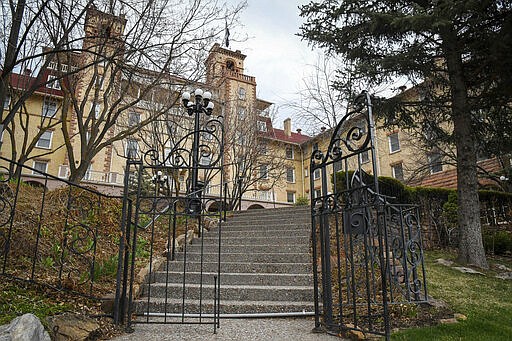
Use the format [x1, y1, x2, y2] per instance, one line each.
[299, 0, 512, 269]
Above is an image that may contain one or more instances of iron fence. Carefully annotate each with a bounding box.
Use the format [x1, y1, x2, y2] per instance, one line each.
[310, 92, 428, 340]
[0, 156, 124, 300]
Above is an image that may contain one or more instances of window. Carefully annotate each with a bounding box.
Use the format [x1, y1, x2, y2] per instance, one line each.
[423, 122, 437, 141]
[313, 142, 319, 151]
[360, 150, 370, 163]
[258, 142, 267, 155]
[126, 139, 139, 159]
[314, 189, 322, 198]
[36, 131, 53, 149]
[286, 168, 295, 183]
[238, 107, 246, 120]
[33, 160, 48, 175]
[313, 168, 320, 180]
[237, 133, 246, 145]
[83, 164, 92, 180]
[304, 167, 308, 177]
[32, 161, 48, 175]
[391, 163, 404, 181]
[96, 74, 104, 90]
[3, 95, 10, 109]
[287, 192, 295, 203]
[93, 102, 100, 119]
[42, 100, 57, 117]
[388, 133, 400, 153]
[259, 165, 268, 179]
[47, 75, 61, 89]
[202, 131, 213, 141]
[285, 146, 294, 159]
[128, 112, 140, 126]
[238, 87, 246, 100]
[237, 156, 246, 173]
[257, 121, 267, 132]
[58, 165, 69, 178]
[199, 154, 211, 166]
[428, 153, 443, 174]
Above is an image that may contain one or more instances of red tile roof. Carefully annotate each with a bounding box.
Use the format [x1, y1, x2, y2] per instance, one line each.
[257, 115, 310, 144]
[270, 128, 310, 144]
[8, 70, 64, 97]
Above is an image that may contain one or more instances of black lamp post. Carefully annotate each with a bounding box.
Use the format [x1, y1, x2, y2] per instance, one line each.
[181, 89, 214, 216]
[237, 175, 244, 211]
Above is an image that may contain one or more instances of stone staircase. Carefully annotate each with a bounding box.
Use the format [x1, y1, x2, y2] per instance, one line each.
[134, 206, 314, 317]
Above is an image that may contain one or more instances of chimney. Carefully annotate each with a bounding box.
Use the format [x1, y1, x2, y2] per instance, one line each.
[398, 85, 407, 92]
[296, 128, 302, 135]
[320, 127, 326, 133]
[284, 118, 291, 137]
[23, 68, 32, 76]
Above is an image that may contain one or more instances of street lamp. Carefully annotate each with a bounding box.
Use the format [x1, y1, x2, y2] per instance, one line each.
[181, 89, 215, 216]
[237, 174, 244, 211]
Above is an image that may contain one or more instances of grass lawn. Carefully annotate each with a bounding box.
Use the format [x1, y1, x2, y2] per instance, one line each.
[392, 250, 512, 340]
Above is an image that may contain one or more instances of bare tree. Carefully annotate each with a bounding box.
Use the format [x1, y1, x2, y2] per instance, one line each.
[286, 54, 365, 134]
[222, 105, 287, 209]
[1, 0, 247, 183]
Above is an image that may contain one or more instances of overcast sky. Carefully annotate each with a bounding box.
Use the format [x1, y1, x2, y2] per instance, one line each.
[225, 0, 317, 129]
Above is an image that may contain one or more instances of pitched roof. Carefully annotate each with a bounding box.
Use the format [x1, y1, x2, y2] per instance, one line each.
[8, 71, 64, 97]
[270, 128, 310, 144]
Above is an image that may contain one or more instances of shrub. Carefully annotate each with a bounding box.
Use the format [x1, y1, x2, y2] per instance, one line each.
[295, 195, 310, 206]
[483, 230, 512, 255]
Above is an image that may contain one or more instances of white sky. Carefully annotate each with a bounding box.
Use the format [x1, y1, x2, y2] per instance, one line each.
[225, 0, 317, 130]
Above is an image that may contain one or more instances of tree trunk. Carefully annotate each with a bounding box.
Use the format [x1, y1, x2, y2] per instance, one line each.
[0, 0, 26, 128]
[443, 31, 488, 269]
[68, 161, 89, 184]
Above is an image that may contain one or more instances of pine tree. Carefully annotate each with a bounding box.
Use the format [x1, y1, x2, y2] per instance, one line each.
[299, 0, 512, 269]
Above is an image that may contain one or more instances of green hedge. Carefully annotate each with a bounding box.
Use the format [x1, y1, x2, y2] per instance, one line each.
[333, 170, 512, 206]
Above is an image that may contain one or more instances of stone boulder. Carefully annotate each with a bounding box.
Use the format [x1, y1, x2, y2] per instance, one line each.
[47, 313, 100, 341]
[0, 313, 51, 341]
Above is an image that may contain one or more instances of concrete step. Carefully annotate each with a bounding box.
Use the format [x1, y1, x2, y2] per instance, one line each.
[185, 244, 309, 254]
[159, 261, 311, 274]
[173, 252, 310, 263]
[206, 229, 310, 238]
[227, 216, 310, 223]
[199, 235, 310, 245]
[134, 298, 315, 315]
[140, 283, 313, 302]
[234, 207, 310, 216]
[150, 271, 313, 286]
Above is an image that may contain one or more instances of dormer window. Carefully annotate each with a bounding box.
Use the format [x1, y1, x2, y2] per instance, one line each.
[257, 121, 267, 132]
[238, 87, 246, 100]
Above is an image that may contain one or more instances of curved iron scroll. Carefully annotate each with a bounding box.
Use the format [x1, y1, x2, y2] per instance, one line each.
[143, 116, 224, 169]
[310, 92, 372, 170]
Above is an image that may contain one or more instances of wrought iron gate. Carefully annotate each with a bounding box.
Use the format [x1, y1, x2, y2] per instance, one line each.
[114, 94, 225, 331]
[310, 92, 428, 339]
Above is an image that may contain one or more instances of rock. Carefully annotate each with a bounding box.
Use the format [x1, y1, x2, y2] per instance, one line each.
[175, 234, 186, 248]
[186, 230, 197, 244]
[423, 297, 448, 309]
[439, 318, 458, 324]
[496, 264, 512, 272]
[47, 313, 100, 341]
[436, 258, 454, 267]
[454, 313, 467, 321]
[100, 293, 115, 314]
[0, 313, 51, 341]
[344, 323, 366, 340]
[452, 267, 485, 275]
[495, 272, 512, 280]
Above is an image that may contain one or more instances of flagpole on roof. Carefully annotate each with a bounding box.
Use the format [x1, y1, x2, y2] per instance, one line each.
[224, 19, 230, 48]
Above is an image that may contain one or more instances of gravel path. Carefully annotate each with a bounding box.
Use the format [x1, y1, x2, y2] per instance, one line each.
[111, 318, 342, 341]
